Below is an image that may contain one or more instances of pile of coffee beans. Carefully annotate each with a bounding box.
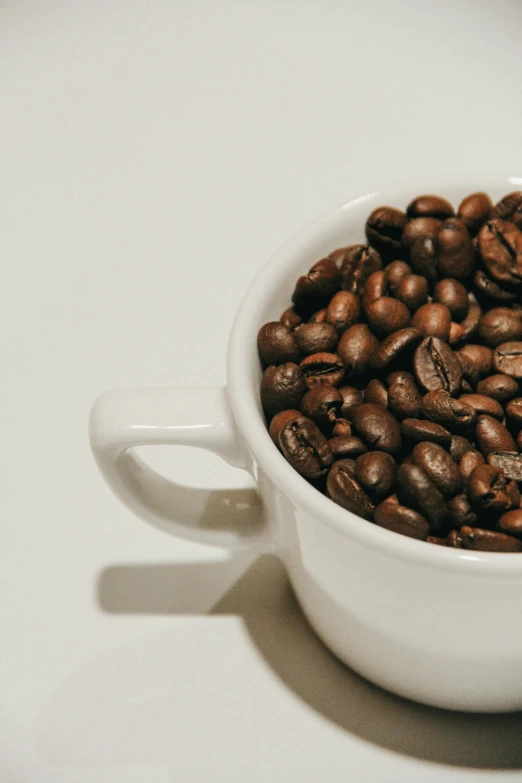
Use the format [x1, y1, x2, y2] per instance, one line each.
[258, 191, 522, 552]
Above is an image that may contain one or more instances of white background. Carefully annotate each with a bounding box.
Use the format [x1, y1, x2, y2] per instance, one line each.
[2, 1, 522, 780]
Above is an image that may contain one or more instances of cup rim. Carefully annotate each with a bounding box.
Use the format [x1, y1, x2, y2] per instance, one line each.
[227, 176, 522, 575]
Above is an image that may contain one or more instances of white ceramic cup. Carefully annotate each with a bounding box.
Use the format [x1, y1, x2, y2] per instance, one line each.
[90, 177, 522, 713]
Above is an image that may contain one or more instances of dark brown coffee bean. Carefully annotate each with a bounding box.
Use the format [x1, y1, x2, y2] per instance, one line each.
[339, 244, 383, 294]
[366, 297, 412, 338]
[402, 217, 441, 248]
[433, 278, 469, 321]
[461, 379, 474, 394]
[362, 270, 388, 310]
[387, 372, 422, 419]
[466, 464, 519, 511]
[401, 418, 452, 446]
[457, 344, 493, 378]
[476, 415, 517, 455]
[309, 308, 327, 323]
[460, 525, 522, 553]
[294, 322, 339, 355]
[279, 415, 333, 479]
[261, 363, 308, 417]
[300, 352, 345, 388]
[476, 373, 519, 401]
[268, 410, 302, 447]
[458, 394, 504, 421]
[338, 324, 379, 377]
[449, 322, 464, 346]
[421, 389, 476, 430]
[351, 403, 402, 454]
[410, 236, 438, 282]
[374, 501, 430, 540]
[447, 529, 464, 548]
[407, 194, 454, 219]
[412, 303, 452, 341]
[257, 322, 301, 366]
[427, 536, 447, 546]
[300, 386, 343, 425]
[325, 291, 361, 333]
[449, 435, 473, 463]
[395, 275, 429, 312]
[413, 337, 462, 395]
[292, 257, 341, 313]
[458, 192, 493, 235]
[329, 435, 368, 459]
[517, 430, 522, 451]
[326, 460, 375, 520]
[412, 442, 461, 497]
[506, 397, 522, 424]
[478, 307, 522, 347]
[280, 307, 302, 329]
[397, 462, 447, 531]
[370, 328, 422, 372]
[365, 206, 407, 258]
[338, 386, 364, 419]
[493, 342, 522, 378]
[497, 509, 522, 539]
[385, 261, 412, 294]
[355, 452, 397, 498]
[459, 450, 485, 482]
[437, 218, 475, 279]
[478, 219, 522, 287]
[487, 452, 522, 482]
[364, 379, 388, 408]
[458, 296, 481, 342]
[448, 494, 477, 529]
[491, 191, 522, 229]
[473, 270, 518, 302]
[331, 418, 352, 437]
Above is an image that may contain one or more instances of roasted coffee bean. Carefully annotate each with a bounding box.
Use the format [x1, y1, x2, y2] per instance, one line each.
[412, 303, 452, 341]
[457, 344, 493, 378]
[476, 415, 517, 455]
[366, 297, 412, 338]
[395, 274, 429, 312]
[410, 236, 438, 282]
[448, 436, 472, 463]
[300, 386, 343, 425]
[338, 324, 379, 377]
[447, 529, 464, 548]
[478, 307, 522, 347]
[294, 322, 339, 355]
[467, 464, 519, 511]
[329, 435, 368, 459]
[493, 342, 522, 378]
[487, 452, 522, 482]
[473, 270, 518, 302]
[460, 525, 522, 553]
[448, 494, 477, 529]
[261, 363, 308, 417]
[332, 418, 352, 437]
[338, 386, 364, 419]
[421, 389, 476, 430]
[461, 379, 474, 394]
[433, 278, 469, 321]
[300, 353, 345, 388]
[280, 307, 302, 329]
[325, 291, 361, 333]
[365, 206, 407, 258]
[351, 403, 402, 454]
[364, 379, 388, 408]
[458, 296, 481, 342]
[327, 460, 375, 519]
[355, 452, 397, 498]
[459, 450, 486, 481]
[402, 217, 441, 248]
[449, 322, 464, 346]
[476, 373, 519, 401]
[257, 322, 301, 366]
[387, 371, 422, 419]
[371, 328, 422, 372]
[309, 308, 327, 323]
[491, 191, 522, 229]
[279, 415, 333, 479]
[339, 244, 383, 294]
[268, 409, 302, 447]
[292, 257, 341, 312]
[413, 337, 462, 395]
[401, 418, 452, 446]
[497, 510, 522, 539]
[458, 192, 493, 235]
[397, 463, 447, 531]
[517, 430, 522, 451]
[407, 194, 454, 219]
[506, 397, 522, 424]
[437, 218, 475, 279]
[458, 393, 504, 421]
[362, 270, 388, 310]
[385, 261, 412, 294]
[412, 442, 461, 497]
[427, 536, 447, 546]
[374, 501, 430, 540]
[478, 219, 522, 287]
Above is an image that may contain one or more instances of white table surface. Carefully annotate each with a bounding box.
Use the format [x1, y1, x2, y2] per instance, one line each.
[2, 1, 522, 780]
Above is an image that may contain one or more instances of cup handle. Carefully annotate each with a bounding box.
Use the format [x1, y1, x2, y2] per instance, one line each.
[89, 387, 269, 551]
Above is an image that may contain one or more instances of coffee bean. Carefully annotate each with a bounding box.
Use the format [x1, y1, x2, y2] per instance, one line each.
[280, 307, 302, 329]
[476, 373, 519, 401]
[421, 389, 476, 430]
[458, 393, 504, 421]
[413, 337, 462, 395]
[374, 501, 430, 540]
[487, 452, 522, 482]
[292, 257, 341, 312]
[395, 274, 429, 312]
[397, 463, 447, 531]
[457, 344, 493, 379]
[365, 206, 407, 258]
[427, 536, 448, 546]
[327, 459, 375, 519]
[385, 261, 412, 294]
[362, 270, 388, 311]
[478, 219, 522, 287]
[412, 303, 452, 341]
[351, 403, 402, 454]
[364, 379, 388, 408]
[476, 415, 517, 456]
[294, 322, 339, 355]
[338, 386, 364, 419]
[387, 371, 422, 419]
[300, 386, 343, 425]
[309, 308, 327, 323]
[268, 409, 302, 447]
[300, 352, 345, 388]
[257, 322, 301, 366]
[493, 342, 522, 378]
[332, 418, 352, 437]
[449, 435, 474, 463]
[340, 244, 383, 294]
[458, 192, 493, 235]
[458, 297, 482, 342]
[448, 494, 477, 529]
[433, 278, 469, 321]
[338, 324, 379, 377]
[261, 363, 308, 417]
[517, 430, 522, 451]
[459, 450, 486, 481]
[279, 415, 334, 479]
[473, 270, 518, 302]
[366, 297, 412, 338]
[411, 441, 461, 497]
[491, 191, 522, 229]
[506, 397, 522, 424]
[402, 217, 441, 248]
[407, 194, 454, 219]
[447, 529, 464, 548]
[460, 525, 522, 553]
[371, 328, 423, 372]
[400, 418, 452, 446]
[437, 218, 475, 279]
[329, 435, 368, 459]
[410, 236, 438, 282]
[325, 291, 361, 333]
[478, 307, 522, 347]
[355, 452, 397, 498]
[466, 464, 519, 511]
[497, 509, 522, 539]
[449, 322, 464, 346]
